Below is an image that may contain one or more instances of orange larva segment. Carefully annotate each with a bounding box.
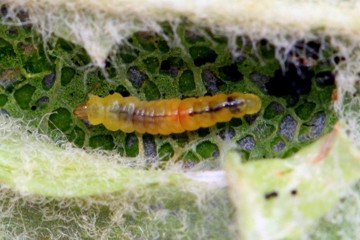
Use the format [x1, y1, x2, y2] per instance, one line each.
[192, 95, 217, 128]
[120, 96, 139, 132]
[178, 97, 197, 131]
[142, 101, 158, 134]
[179, 94, 231, 130]
[212, 108, 232, 123]
[161, 98, 182, 134]
[133, 101, 147, 134]
[153, 100, 170, 135]
[147, 101, 162, 135]
[74, 92, 262, 135]
[208, 93, 233, 123]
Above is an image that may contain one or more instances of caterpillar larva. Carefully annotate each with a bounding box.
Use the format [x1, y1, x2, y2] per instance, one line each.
[73, 92, 261, 135]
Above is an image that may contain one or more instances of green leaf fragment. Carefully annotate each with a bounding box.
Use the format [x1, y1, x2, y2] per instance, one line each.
[225, 125, 360, 239]
[0, 116, 197, 198]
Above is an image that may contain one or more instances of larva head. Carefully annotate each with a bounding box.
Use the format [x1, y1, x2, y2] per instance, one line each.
[73, 102, 88, 120]
[227, 93, 261, 117]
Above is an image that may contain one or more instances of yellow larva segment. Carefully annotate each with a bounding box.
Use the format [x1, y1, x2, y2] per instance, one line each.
[207, 93, 231, 122]
[141, 101, 157, 134]
[192, 95, 214, 128]
[193, 94, 232, 128]
[117, 96, 138, 133]
[86, 95, 106, 125]
[74, 92, 261, 135]
[227, 92, 262, 116]
[178, 98, 198, 131]
[144, 100, 164, 135]
[164, 98, 183, 134]
[132, 101, 147, 134]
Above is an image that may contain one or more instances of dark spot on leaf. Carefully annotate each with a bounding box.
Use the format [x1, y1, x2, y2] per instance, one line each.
[35, 96, 50, 108]
[125, 133, 139, 157]
[250, 72, 270, 92]
[160, 57, 183, 77]
[244, 114, 258, 125]
[218, 63, 243, 82]
[143, 134, 157, 163]
[273, 140, 286, 152]
[115, 85, 130, 97]
[237, 135, 256, 150]
[265, 191, 278, 200]
[279, 115, 297, 142]
[264, 102, 285, 120]
[266, 62, 314, 97]
[292, 40, 321, 60]
[333, 55, 345, 64]
[230, 118, 242, 127]
[197, 128, 210, 137]
[218, 127, 236, 140]
[315, 71, 335, 87]
[299, 112, 326, 142]
[201, 69, 224, 95]
[127, 66, 148, 88]
[189, 46, 217, 66]
[42, 73, 56, 90]
[6, 27, 18, 36]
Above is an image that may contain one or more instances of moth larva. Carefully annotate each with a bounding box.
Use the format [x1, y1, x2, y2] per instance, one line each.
[73, 92, 261, 135]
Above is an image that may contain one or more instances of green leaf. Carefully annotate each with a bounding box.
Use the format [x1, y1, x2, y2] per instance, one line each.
[225, 125, 360, 239]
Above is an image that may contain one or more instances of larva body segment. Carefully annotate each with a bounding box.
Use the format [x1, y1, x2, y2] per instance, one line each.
[74, 92, 261, 135]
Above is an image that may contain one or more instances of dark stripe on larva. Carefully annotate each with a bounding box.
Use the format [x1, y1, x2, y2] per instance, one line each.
[189, 99, 245, 116]
[109, 106, 165, 118]
[109, 99, 245, 118]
